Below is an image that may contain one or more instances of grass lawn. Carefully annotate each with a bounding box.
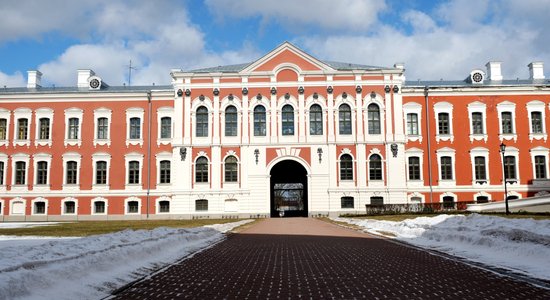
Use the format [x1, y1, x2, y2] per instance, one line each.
[337, 213, 550, 221]
[0, 219, 252, 237]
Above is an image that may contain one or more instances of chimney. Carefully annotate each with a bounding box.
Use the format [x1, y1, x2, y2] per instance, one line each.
[77, 69, 95, 88]
[27, 70, 42, 88]
[485, 61, 503, 81]
[528, 62, 545, 80]
[394, 63, 405, 70]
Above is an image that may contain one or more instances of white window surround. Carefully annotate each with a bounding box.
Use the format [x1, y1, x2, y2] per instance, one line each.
[61, 197, 78, 215]
[0, 153, 7, 191]
[405, 147, 424, 187]
[473, 191, 492, 202]
[277, 97, 299, 140]
[125, 152, 144, 190]
[220, 102, 242, 142]
[34, 108, 54, 147]
[0, 198, 3, 215]
[364, 97, 385, 141]
[11, 153, 30, 191]
[191, 97, 213, 143]
[467, 101, 488, 142]
[496, 101, 517, 142]
[93, 107, 112, 147]
[64, 107, 83, 147]
[501, 146, 520, 185]
[249, 100, 271, 142]
[367, 149, 385, 185]
[0, 108, 10, 147]
[434, 102, 454, 143]
[338, 148, 355, 185]
[436, 147, 456, 186]
[526, 100, 547, 142]
[10, 198, 26, 215]
[91, 197, 108, 215]
[304, 98, 327, 140]
[157, 106, 174, 146]
[469, 147, 490, 186]
[530, 146, 549, 185]
[403, 102, 422, 142]
[126, 107, 144, 147]
[125, 196, 141, 215]
[13, 108, 32, 147]
[31, 197, 48, 215]
[335, 96, 356, 143]
[61, 152, 81, 190]
[439, 192, 457, 203]
[155, 152, 172, 187]
[92, 152, 111, 190]
[33, 153, 52, 190]
[507, 191, 522, 199]
[156, 196, 171, 214]
[407, 192, 425, 203]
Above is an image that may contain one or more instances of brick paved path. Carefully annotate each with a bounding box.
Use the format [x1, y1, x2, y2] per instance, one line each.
[114, 218, 550, 299]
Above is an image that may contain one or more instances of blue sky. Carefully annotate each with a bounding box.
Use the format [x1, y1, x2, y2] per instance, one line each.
[1, 0, 549, 87]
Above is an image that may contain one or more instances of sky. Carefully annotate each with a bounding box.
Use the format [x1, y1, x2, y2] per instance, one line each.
[1, 0, 549, 87]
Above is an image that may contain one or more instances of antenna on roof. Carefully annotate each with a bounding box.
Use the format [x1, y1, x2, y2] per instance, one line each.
[126, 60, 138, 86]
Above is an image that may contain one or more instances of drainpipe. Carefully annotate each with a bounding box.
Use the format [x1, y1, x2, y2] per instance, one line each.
[146, 91, 152, 219]
[424, 86, 434, 203]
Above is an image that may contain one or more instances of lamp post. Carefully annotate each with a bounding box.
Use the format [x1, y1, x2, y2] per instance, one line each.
[499, 143, 510, 215]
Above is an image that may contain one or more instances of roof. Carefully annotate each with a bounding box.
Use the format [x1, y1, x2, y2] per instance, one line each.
[188, 60, 390, 73]
[0, 85, 172, 95]
[404, 79, 550, 88]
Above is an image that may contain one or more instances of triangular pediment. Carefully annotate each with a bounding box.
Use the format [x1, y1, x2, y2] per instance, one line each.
[241, 42, 335, 74]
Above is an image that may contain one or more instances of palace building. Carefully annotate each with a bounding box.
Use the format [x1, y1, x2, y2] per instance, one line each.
[0, 42, 549, 221]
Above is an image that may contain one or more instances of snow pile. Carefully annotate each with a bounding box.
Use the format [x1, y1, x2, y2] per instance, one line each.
[0, 222, 64, 229]
[0, 219, 253, 300]
[334, 214, 550, 280]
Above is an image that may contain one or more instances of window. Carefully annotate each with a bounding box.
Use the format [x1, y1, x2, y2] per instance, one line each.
[66, 161, 78, 184]
[159, 200, 170, 213]
[476, 196, 489, 204]
[0, 161, 4, 185]
[407, 113, 418, 135]
[254, 106, 266, 136]
[370, 197, 384, 205]
[440, 156, 453, 180]
[97, 117, 108, 139]
[408, 157, 421, 180]
[15, 161, 26, 185]
[442, 196, 455, 209]
[535, 155, 547, 179]
[340, 154, 353, 181]
[159, 160, 171, 184]
[196, 106, 208, 137]
[94, 201, 106, 214]
[196, 199, 208, 211]
[127, 201, 139, 213]
[224, 156, 238, 182]
[367, 104, 381, 134]
[504, 156, 516, 180]
[64, 201, 76, 214]
[531, 112, 543, 134]
[17, 118, 28, 140]
[68, 117, 79, 139]
[160, 117, 171, 139]
[0, 118, 6, 140]
[281, 105, 294, 136]
[474, 156, 487, 181]
[36, 161, 48, 185]
[39, 118, 50, 140]
[128, 161, 140, 184]
[438, 113, 450, 135]
[339, 104, 352, 135]
[369, 154, 382, 180]
[501, 112, 513, 134]
[225, 106, 238, 137]
[472, 112, 484, 134]
[195, 157, 208, 183]
[129, 117, 141, 139]
[341, 196, 354, 208]
[34, 202, 46, 214]
[309, 104, 323, 135]
[96, 161, 107, 184]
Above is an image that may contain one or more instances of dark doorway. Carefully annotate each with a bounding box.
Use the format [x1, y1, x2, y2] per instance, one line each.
[270, 160, 308, 217]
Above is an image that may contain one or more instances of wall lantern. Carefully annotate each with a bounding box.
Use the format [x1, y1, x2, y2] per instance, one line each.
[177, 89, 183, 97]
[355, 86, 362, 93]
[327, 86, 333, 94]
[284, 92, 290, 100]
[393, 85, 399, 93]
[185, 89, 191, 96]
[256, 93, 262, 101]
[298, 86, 305, 94]
[242, 87, 248, 95]
[370, 91, 376, 98]
[254, 149, 260, 165]
[271, 87, 277, 95]
[179, 147, 187, 161]
[213, 88, 220, 96]
[317, 148, 323, 163]
[313, 92, 319, 99]
[384, 85, 391, 93]
[228, 94, 234, 101]
[390, 143, 398, 157]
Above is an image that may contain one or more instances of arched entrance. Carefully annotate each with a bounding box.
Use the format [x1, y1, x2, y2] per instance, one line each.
[270, 160, 308, 217]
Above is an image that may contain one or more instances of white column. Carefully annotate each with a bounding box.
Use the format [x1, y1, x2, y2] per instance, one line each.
[242, 93, 249, 144]
[356, 91, 364, 142]
[212, 146, 221, 189]
[356, 144, 367, 188]
[385, 87, 393, 141]
[270, 94, 277, 143]
[327, 91, 335, 142]
[393, 85, 405, 141]
[174, 89, 183, 145]
[298, 92, 305, 142]
[183, 94, 191, 145]
[213, 93, 220, 145]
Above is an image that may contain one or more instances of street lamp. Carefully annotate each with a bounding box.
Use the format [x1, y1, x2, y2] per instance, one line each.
[499, 143, 510, 215]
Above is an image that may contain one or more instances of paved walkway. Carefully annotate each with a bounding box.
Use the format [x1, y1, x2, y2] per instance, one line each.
[114, 218, 550, 299]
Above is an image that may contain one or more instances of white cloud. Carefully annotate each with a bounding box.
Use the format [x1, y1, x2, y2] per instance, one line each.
[0, 71, 25, 88]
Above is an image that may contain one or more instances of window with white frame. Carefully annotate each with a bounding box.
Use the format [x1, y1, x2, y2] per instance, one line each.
[0, 108, 10, 146]
[367, 103, 381, 134]
[338, 104, 352, 135]
[339, 154, 353, 181]
[33, 153, 52, 187]
[496, 101, 517, 141]
[61, 152, 81, 188]
[530, 147, 549, 181]
[369, 154, 383, 180]
[195, 156, 209, 183]
[93, 108, 112, 146]
[13, 108, 31, 147]
[224, 106, 238, 137]
[33, 199, 47, 215]
[405, 148, 424, 183]
[436, 148, 456, 184]
[62, 198, 77, 215]
[125, 197, 141, 214]
[92, 152, 111, 187]
[96, 161, 107, 184]
[467, 101, 487, 142]
[157, 106, 173, 145]
[0, 154, 7, 187]
[157, 196, 170, 213]
[196, 106, 209, 137]
[64, 108, 83, 147]
[11, 153, 29, 187]
[434, 102, 453, 142]
[309, 104, 323, 135]
[469, 147, 489, 185]
[34, 108, 53, 146]
[91, 198, 108, 214]
[253, 105, 267, 136]
[126, 107, 144, 146]
[403, 102, 422, 141]
[408, 156, 421, 180]
[195, 199, 208, 211]
[341, 196, 354, 208]
[155, 151, 171, 186]
[124, 153, 143, 188]
[224, 156, 238, 182]
[281, 104, 295, 136]
[526, 100, 547, 141]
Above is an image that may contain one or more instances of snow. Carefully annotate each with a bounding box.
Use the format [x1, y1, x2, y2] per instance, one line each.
[0, 222, 64, 229]
[0, 219, 253, 300]
[334, 214, 550, 281]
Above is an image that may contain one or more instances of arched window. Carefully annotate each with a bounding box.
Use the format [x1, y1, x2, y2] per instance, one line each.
[128, 161, 140, 184]
[339, 104, 352, 135]
[159, 160, 171, 184]
[340, 154, 353, 181]
[224, 156, 238, 182]
[367, 103, 381, 134]
[309, 104, 323, 135]
[160, 117, 171, 139]
[369, 154, 382, 180]
[281, 105, 294, 135]
[195, 156, 209, 183]
[196, 106, 208, 137]
[225, 106, 238, 137]
[253, 105, 266, 136]
[66, 161, 78, 184]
